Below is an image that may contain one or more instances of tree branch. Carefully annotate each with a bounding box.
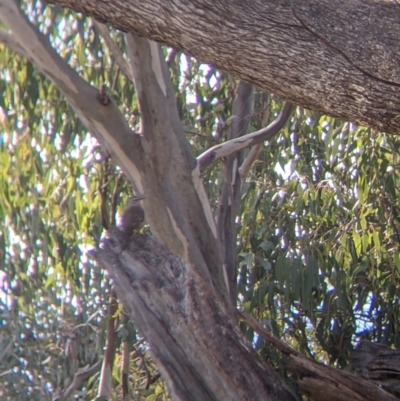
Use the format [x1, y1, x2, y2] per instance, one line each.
[239, 93, 271, 181]
[237, 311, 398, 401]
[97, 290, 118, 398]
[93, 21, 133, 82]
[45, 0, 400, 134]
[55, 360, 102, 401]
[197, 103, 294, 172]
[0, 29, 31, 60]
[124, 33, 227, 296]
[216, 81, 254, 304]
[0, 0, 145, 193]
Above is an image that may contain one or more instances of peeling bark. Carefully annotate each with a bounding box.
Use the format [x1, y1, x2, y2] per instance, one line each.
[93, 229, 298, 401]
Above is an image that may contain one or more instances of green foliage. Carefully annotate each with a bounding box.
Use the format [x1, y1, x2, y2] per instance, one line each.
[238, 115, 400, 368]
[0, 2, 154, 399]
[1, 1, 400, 400]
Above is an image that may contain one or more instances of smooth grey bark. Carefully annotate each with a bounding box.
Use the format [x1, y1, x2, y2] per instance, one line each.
[46, 0, 400, 134]
[216, 81, 254, 304]
[197, 103, 294, 171]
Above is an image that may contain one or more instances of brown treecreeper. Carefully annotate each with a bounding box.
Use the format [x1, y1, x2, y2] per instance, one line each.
[121, 195, 145, 235]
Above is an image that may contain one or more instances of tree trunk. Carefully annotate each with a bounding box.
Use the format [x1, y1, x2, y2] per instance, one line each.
[0, 2, 251, 396]
[93, 230, 297, 401]
[2, 1, 398, 400]
[47, 0, 400, 134]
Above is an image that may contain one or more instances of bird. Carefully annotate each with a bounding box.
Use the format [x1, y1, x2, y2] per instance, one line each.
[121, 195, 145, 235]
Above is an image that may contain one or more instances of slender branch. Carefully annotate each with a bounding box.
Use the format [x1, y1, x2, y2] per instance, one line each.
[145, 372, 161, 389]
[111, 172, 124, 226]
[97, 289, 118, 398]
[121, 337, 130, 400]
[93, 21, 133, 81]
[236, 310, 297, 356]
[216, 80, 254, 304]
[99, 157, 111, 230]
[197, 103, 294, 172]
[55, 360, 102, 401]
[239, 93, 271, 181]
[238, 144, 262, 180]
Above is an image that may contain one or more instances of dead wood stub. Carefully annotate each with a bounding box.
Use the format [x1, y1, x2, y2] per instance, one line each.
[350, 341, 400, 397]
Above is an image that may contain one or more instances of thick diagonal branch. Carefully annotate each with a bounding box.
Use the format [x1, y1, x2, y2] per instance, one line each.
[0, 0, 145, 193]
[45, 0, 400, 134]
